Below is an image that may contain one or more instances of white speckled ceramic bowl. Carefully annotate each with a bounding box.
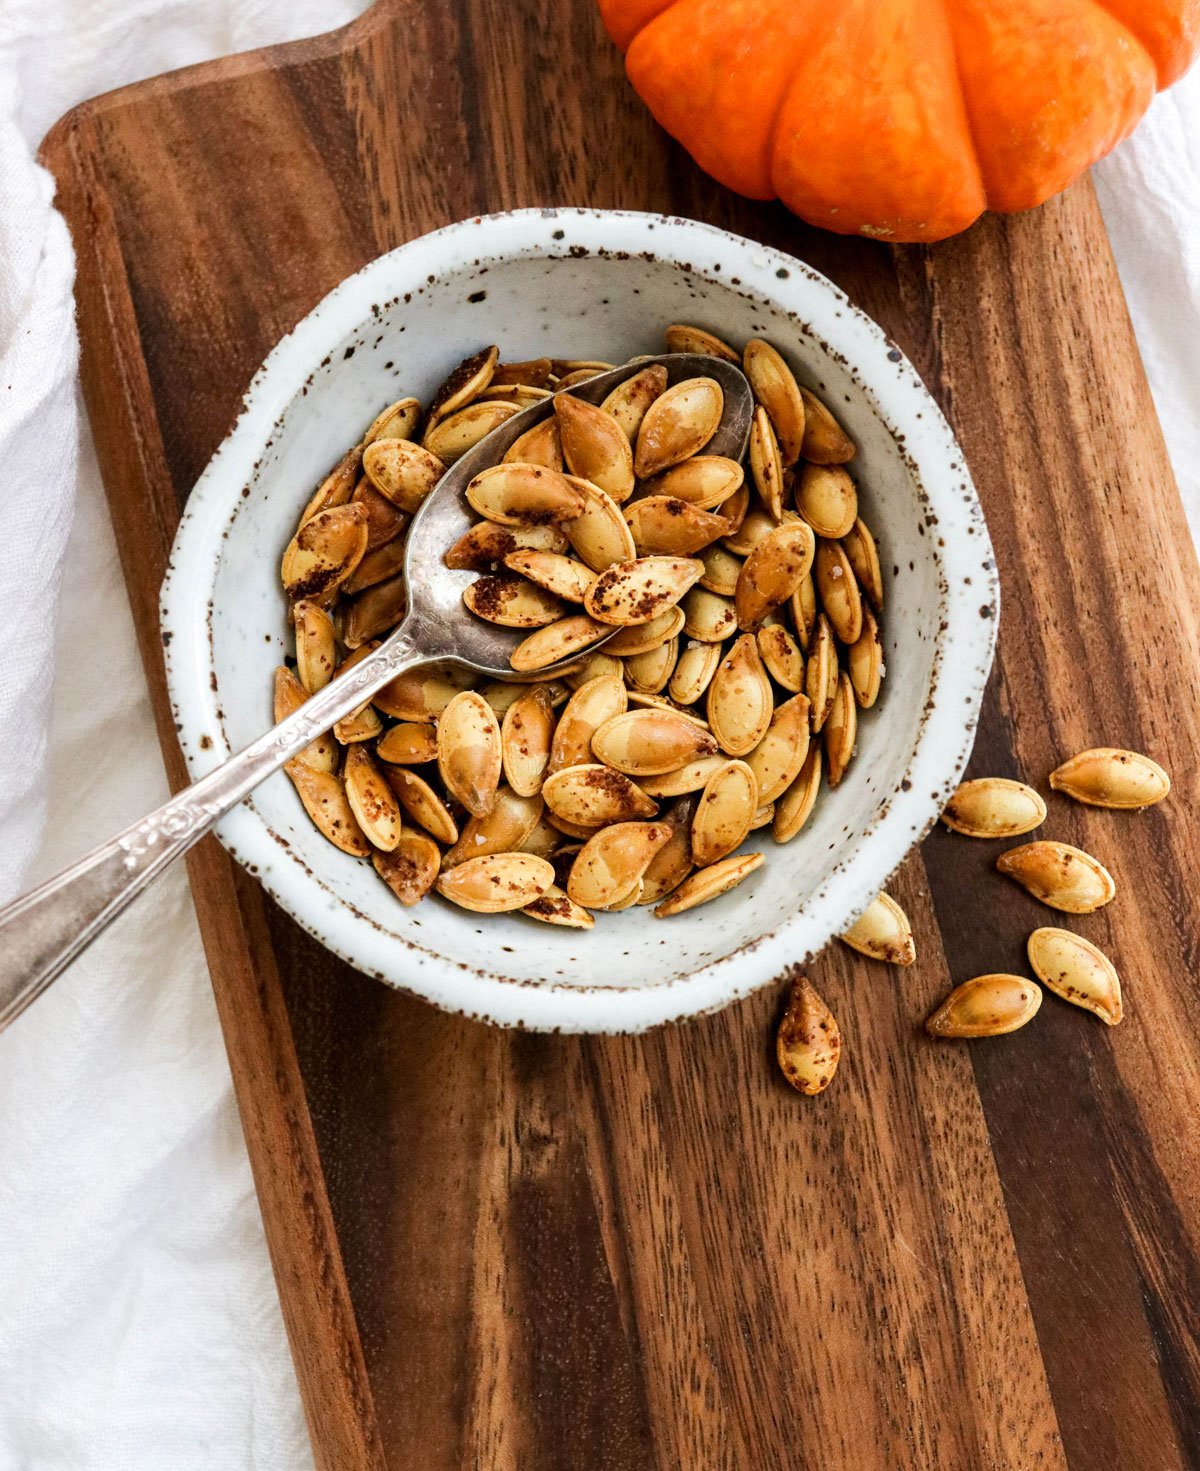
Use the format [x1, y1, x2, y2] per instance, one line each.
[161, 209, 997, 1033]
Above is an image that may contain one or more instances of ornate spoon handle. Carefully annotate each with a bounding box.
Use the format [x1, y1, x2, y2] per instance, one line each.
[0, 627, 424, 1031]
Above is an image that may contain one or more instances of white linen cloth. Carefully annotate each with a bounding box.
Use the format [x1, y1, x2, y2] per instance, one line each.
[0, 0, 1196, 1458]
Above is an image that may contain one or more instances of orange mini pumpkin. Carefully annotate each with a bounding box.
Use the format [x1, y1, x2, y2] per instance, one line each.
[599, 0, 1200, 241]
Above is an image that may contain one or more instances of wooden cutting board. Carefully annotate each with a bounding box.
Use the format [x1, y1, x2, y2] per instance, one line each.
[42, 2, 1200, 1466]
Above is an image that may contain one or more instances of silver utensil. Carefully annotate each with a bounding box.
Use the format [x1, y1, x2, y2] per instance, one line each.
[0, 355, 753, 1030]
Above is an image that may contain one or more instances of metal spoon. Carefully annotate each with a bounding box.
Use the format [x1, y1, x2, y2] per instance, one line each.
[0, 354, 753, 1030]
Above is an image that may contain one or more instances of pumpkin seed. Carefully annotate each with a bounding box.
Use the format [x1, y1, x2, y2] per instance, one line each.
[344, 572, 408, 648]
[543, 764, 658, 826]
[548, 676, 628, 775]
[373, 833, 440, 905]
[773, 746, 822, 842]
[776, 976, 841, 1095]
[806, 615, 838, 732]
[376, 722, 438, 765]
[467, 462, 587, 526]
[634, 376, 723, 477]
[501, 686, 555, 797]
[1049, 748, 1171, 810]
[691, 760, 758, 865]
[556, 367, 610, 390]
[436, 852, 554, 913]
[848, 609, 884, 708]
[362, 438, 446, 513]
[1027, 927, 1123, 1025]
[757, 624, 804, 692]
[798, 388, 855, 464]
[565, 652, 625, 688]
[840, 892, 915, 965]
[443, 787, 544, 868]
[493, 357, 553, 388]
[546, 811, 603, 841]
[293, 600, 337, 692]
[747, 693, 811, 803]
[718, 483, 750, 537]
[384, 766, 459, 844]
[639, 754, 728, 798]
[510, 614, 611, 673]
[437, 690, 502, 817]
[926, 975, 1042, 1039]
[996, 841, 1116, 913]
[625, 497, 730, 557]
[555, 394, 635, 502]
[300, 446, 362, 525]
[422, 400, 519, 463]
[942, 778, 1047, 839]
[281, 502, 368, 602]
[824, 673, 857, 786]
[373, 662, 474, 721]
[735, 520, 816, 632]
[584, 556, 703, 626]
[600, 365, 669, 441]
[796, 464, 857, 539]
[707, 633, 774, 756]
[643, 456, 744, 509]
[522, 884, 595, 929]
[722, 503, 779, 557]
[664, 323, 739, 362]
[655, 850, 763, 916]
[564, 476, 637, 570]
[273, 666, 337, 773]
[477, 385, 552, 409]
[604, 606, 684, 656]
[682, 586, 738, 643]
[518, 816, 562, 858]
[669, 640, 723, 705]
[743, 340, 805, 464]
[698, 543, 742, 596]
[285, 760, 372, 855]
[625, 636, 678, 695]
[592, 708, 718, 776]
[363, 395, 422, 444]
[344, 745, 404, 851]
[444, 520, 569, 571]
[749, 405, 785, 519]
[546, 677, 628, 777]
[343, 535, 409, 594]
[329, 643, 384, 743]
[750, 801, 775, 830]
[600, 878, 645, 912]
[789, 572, 818, 651]
[625, 694, 710, 726]
[567, 821, 672, 909]
[462, 574, 564, 628]
[351, 479, 408, 552]
[638, 794, 698, 904]
[503, 417, 565, 471]
[427, 345, 498, 423]
[814, 539, 863, 645]
[503, 549, 596, 602]
[842, 518, 883, 610]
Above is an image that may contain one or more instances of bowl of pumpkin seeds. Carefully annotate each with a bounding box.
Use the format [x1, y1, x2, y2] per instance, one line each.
[162, 209, 998, 1031]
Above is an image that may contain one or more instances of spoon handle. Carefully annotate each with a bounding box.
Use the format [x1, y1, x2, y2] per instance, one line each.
[0, 627, 425, 1032]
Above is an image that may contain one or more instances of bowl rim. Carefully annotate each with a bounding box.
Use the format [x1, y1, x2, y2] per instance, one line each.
[161, 206, 998, 1033]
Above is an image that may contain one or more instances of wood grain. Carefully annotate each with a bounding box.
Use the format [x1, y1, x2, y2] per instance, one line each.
[41, 1, 1200, 1467]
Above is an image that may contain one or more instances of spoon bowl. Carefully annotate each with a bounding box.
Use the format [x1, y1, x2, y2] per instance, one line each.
[401, 353, 752, 676]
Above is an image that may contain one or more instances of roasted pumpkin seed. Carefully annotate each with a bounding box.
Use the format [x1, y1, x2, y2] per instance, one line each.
[273, 666, 337, 773]
[814, 538, 863, 645]
[567, 821, 672, 909]
[564, 476, 637, 570]
[423, 400, 519, 463]
[344, 572, 408, 648]
[343, 535, 409, 594]
[293, 600, 337, 692]
[757, 624, 804, 692]
[543, 764, 658, 826]
[806, 615, 838, 732]
[444, 520, 568, 571]
[644, 455, 744, 509]
[776, 976, 841, 1094]
[584, 556, 703, 627]
[385, 767, 459, 844]
[840, 892, 915, 965]
[638, 794, 698, 904]
[654, 850, 763, 916]
[503, 417, 565, 471]
[463, 574, 564, 628]
[625, 497, 731, 557]
[548, 674, 627, 772]
[503, 549, 596, 602]
[634, 376, 723, 477]
[748, 405, 785, 520]
[668, 640, 723, 706]
[698, 543, 742, 597]
[300, 446, 362, 525]
[373, 834, 440, 905]
[285, 761, 372, 856]
[664, 323, 739, 362]
[942, 778, 1047, 839]
[509, 615, 610, 673]
[706, 633, 774, 756]
[824, 673, 857, 786]
[796, 464, 857, 540]
[624, 636, 679, 694]
[467, 462, 587, 526]
[638, 754, 728, 798]
[362, 438, 446, 513]
[604, 605, 684, 657]
[443, 787, 544, 869]
[344, 745, 404, 851]
[798, 388, 855, 464]
[281, 502, 368, 602]
[847, 609, 883, 708]
[773, 746, 822, 843]
[735, 520, 816, 632]
[743, 340, 805, 464]
[436, 852, 554, 913]
[556, 393, 635, 502]
[1049, 748, 1170, 810]
[501, 686, 555, 797]
[374, 662, 474, 721]
[592, 708, 718, 776]
[691, 760, 758, 866]
[926, 975, 1042, 1038]
[522, 884, 595, 929]
[746, 693, 811, 804]
[996, 841, 1116, 913]
[682, 585, 738, 643]
[437, 691, 502, 818]
[1027, 927, 1122, 1025]
[427, 345, 498, 423]
[600, 365, 669, 441]
[842, 518, 883, 610]
[377, 722, 438, 765]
